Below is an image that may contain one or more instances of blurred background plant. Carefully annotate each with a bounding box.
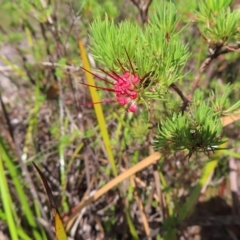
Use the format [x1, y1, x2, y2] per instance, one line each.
[1, 0, 240, 239]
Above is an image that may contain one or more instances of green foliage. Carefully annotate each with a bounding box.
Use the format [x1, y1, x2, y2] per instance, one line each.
[90, 1, 190, 96]
[209, 84, 240, 114]
[89, 0, 240, 159]
[90, 2, 238, 174]
[82, 0, 120, 19]
[0, 138, 45, 240]
[198, 0, 232, 15]
[196, 0, 240, 44]
[149, 1, 182, 35]
[153, 99, 226, 156]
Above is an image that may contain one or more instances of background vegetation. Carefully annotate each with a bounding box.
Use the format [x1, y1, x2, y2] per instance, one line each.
[1, 0, 240, 239]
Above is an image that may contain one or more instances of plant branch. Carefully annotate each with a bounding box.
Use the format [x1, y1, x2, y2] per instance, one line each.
[187, 45, 222, 102]
[130, 0, 153, 23]
[170, 83, 188, 103]
[181, 43, 240, 111]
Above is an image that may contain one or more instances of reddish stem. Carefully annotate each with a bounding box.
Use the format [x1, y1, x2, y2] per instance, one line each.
[79, 82, 116, 92]
[81, 67, 114, 85]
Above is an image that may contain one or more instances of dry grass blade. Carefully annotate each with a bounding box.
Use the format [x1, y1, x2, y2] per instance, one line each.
[65, 152, 161, 230]
[221, 109, 240, 127]
[78, 39, 117, 177]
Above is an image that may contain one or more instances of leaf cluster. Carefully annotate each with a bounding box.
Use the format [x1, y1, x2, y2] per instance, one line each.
[153, 89, 232, 156]
[195, 0, 240, 45]
[89, 1, 190, 94]
[209, 84, 240, 115]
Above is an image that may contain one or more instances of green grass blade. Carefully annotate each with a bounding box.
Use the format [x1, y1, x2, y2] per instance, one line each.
[125, 206, 139, 240]
[0, 143, 18, 240]
[0, 138, 42, 239]
[16, 227, 32, 240]
[78, 39, 117, 176]
[223, 149, 240, 159]
[159, 171, 173, 216]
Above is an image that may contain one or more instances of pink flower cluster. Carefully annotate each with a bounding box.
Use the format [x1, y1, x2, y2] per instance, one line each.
[114, 72, 139, 112]
[81, 66, 140, 112]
